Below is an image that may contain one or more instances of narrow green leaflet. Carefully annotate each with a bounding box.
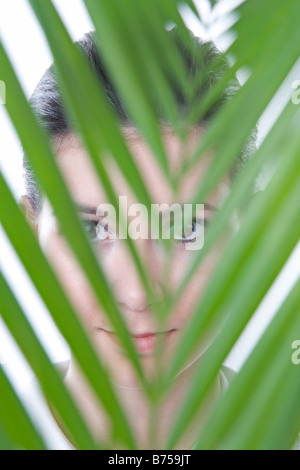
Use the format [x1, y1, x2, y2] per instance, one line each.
[183, 0, 291, 136]
[0, 363, 46, 449]
[184, 1, 300, 196]
[0, 420, 16, 450]
[27, 0, 169, 331]
[104, 0, 184, 138]
[0, 171, 136, 449]
[83, 0, 172, 180]
[0, 268, 101, 449]
[162, 97, 298, 334]
[164, 0, 300, 381]
[0, 34, 150, 398]
[166, 142, 300, 447]
[195, 278, 300, 449]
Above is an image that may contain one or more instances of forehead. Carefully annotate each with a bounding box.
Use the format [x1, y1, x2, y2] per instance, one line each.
[53, 128, 224, 209]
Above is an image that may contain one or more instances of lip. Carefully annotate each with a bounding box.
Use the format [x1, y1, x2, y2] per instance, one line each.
[98, 328, 177, 355]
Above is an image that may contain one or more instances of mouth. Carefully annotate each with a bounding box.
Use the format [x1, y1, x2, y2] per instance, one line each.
[97, 328, 177, 355]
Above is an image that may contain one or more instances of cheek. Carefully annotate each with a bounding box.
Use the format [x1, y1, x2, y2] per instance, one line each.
[168, 248, 221, 327]
[41, 233, 106, 331]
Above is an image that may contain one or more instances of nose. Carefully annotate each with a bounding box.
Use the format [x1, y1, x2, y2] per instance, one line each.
[110, 239, 165, 313]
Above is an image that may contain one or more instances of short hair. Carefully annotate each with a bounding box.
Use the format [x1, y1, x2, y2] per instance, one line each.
[23, 29, 256, 215]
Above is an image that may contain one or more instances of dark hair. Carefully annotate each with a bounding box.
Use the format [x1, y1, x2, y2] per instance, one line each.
[23, 29, 256, 215]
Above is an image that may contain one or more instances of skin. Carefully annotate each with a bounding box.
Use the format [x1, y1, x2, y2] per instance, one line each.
[21, 126, 232, 449]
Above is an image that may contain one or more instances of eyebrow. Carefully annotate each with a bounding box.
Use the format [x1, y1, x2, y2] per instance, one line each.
[74, 202, 217, 215]
[204, 203, 217, 211]
[75, 203, 99, 215]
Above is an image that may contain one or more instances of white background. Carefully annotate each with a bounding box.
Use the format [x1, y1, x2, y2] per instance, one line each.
[0, 0, 299, 397]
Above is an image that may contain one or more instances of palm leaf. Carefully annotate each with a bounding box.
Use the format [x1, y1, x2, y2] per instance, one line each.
[195, 277, 300, 449]
[0, 168, 135, 449]
[0, 364, 46, 449]
[0, 0, 299, 450]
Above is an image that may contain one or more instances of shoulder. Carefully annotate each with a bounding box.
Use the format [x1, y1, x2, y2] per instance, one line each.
[21, 361, 73, 450]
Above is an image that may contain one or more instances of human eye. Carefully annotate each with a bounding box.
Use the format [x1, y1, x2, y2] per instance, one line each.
[173, 217, 206, 245]
[81, 217, 112, 244]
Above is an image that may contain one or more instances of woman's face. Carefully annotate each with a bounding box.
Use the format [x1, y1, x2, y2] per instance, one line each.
[35, 127, 229, 387]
